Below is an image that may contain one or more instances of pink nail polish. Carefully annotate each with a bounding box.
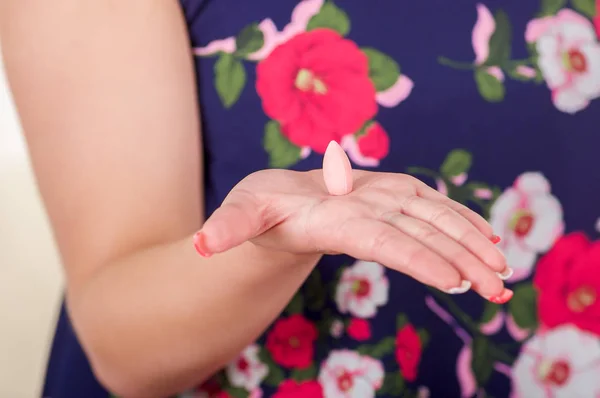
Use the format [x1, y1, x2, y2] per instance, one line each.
[487, 289, 513, 304]
[490, 235, 502, 244]
[193, 232, 212, 257]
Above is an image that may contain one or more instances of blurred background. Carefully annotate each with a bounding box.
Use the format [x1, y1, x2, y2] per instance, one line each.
[0, 53, 64, 397]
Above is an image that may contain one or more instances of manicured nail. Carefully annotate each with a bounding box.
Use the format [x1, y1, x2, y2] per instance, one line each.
[487, 289, 513, 304]
[193, 231, 212, 257]
[496, 267, 514, 281]
[444, 280, 472, 294]
[490, 235, 502, 244]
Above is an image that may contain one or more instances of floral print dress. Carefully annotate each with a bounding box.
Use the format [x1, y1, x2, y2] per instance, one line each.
[43, 1, 600, 397]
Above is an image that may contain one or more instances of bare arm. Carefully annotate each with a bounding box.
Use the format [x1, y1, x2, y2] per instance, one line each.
[0, 1, 320, 396]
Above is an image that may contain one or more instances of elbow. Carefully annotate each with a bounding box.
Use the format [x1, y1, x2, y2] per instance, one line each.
[79, 328, 217, 398]
[89, 352, 217, 398]
[87, 350, 162, 398]
[86, 342, 222, 398]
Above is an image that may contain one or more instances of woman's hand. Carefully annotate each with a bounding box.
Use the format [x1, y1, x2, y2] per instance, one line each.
[196, 142, 512, 302]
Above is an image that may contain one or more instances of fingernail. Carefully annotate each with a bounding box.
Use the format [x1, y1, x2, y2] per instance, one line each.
[490, 235, 502, 244]
[496, 267, 514, 281]
[444, 280, 472, 294]
[487, 289, 513, 304]
[193, 231, 212, 257]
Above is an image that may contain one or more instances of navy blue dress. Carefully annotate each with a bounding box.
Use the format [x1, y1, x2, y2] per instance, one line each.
[44, 1, 600, 397]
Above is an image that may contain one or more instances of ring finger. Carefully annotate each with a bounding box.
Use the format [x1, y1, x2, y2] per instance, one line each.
[384, 212, 512, 301]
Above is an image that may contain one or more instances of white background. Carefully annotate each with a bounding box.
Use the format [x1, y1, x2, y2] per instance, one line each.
[0, 53, 64, 397]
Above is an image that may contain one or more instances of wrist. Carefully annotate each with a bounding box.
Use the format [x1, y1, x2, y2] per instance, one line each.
[248, 241, 322, 269]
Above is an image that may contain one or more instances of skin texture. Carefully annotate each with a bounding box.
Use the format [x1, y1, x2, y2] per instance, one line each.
[0, 1, 510, 397]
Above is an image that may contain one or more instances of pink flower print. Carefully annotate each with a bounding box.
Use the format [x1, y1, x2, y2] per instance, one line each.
[505, 314, 532, 342]
[472, 4, 495, 64]
[511, 325, 600, 398]
[525, 9, 600, 114]
[471, 4, 506, 80]
[335, 261, 389, 318]
[451, 173, 468, 186]
[375, 74, 414, 108]
[479, 310, 506, 335]
[341, 123, 391, 168]
[225, 344, 268, 391]
[194, 0, 324, 59]
[436, 178, 449, 196]
[456, 345, 477, 398]
[194, 0, 413, 111]
[318, 350, 384, 398]
[417, 386, 430, 398]
[489, 172, 564, 282]
[515, 65, 537, 79]
[330, 319, 344, 338]
[248, 388, 263, 398]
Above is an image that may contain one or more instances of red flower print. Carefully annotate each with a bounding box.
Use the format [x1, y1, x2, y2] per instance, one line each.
[266, 314, 318, 368]
[256, 29, 377, 154]
[595, 1, 600, 38]
[395, 324, 423, 382]
[357, 122, 390, 160]
[272, 380, 324, 398]
[534, 232, 600, 336]
[347, 318, 372, 341]
[194, 379, 231, 398]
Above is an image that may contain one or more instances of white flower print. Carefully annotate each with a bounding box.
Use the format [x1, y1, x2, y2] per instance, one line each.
[525, 9, 600, 114]
[318, 350, 384, 398]
[512, 325, 600, 398]
[489, 172, 564, 281]
[225, 344, 268, 391]
[335, 261, 389, 318]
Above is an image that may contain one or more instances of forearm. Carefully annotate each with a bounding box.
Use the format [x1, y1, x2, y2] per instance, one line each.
[70, 236, 320, 398]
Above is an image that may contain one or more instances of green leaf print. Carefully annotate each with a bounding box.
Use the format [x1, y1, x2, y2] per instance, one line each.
[305, 269, 328, 311]
[306, 1, 351, 36]
[440, 149, 472, 177]
[234, 23, 265, 57]
[291, 364, 318, 382]
[259, 347, 286, 387]
[396, 313, 409, 329]
[417, 328, 430, 348]
[225, 386, 248, 398]
[471, 336, 495, 386]
[508, 284, 539, 329]
[378, 372, 405, 396]
[479, 301, 501, 324]
[484, 10, 512, 66]
[361, 48, 401, 92]
[263, 121, 302, 168]
[286, 291, 304, 314]
[539, 0, 568, 16]
[356, 336, 396, 358]
[571, 0, 597, 17]
[214, 53, 246, 108]
[474, 69, 506, 102]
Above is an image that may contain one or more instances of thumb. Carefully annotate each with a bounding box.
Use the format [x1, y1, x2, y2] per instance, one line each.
[193, 192, 270, 256]
[322, 140, 353, 196]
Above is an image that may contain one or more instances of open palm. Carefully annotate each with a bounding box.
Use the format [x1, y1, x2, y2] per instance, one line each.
[197, 142, 511, 301]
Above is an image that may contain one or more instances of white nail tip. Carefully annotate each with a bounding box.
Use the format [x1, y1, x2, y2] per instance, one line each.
[444, 280, 472, 294]
[497, 268, 514, 281]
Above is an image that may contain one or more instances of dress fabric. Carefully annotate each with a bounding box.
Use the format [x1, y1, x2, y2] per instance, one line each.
[43, 1, 600, 397]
